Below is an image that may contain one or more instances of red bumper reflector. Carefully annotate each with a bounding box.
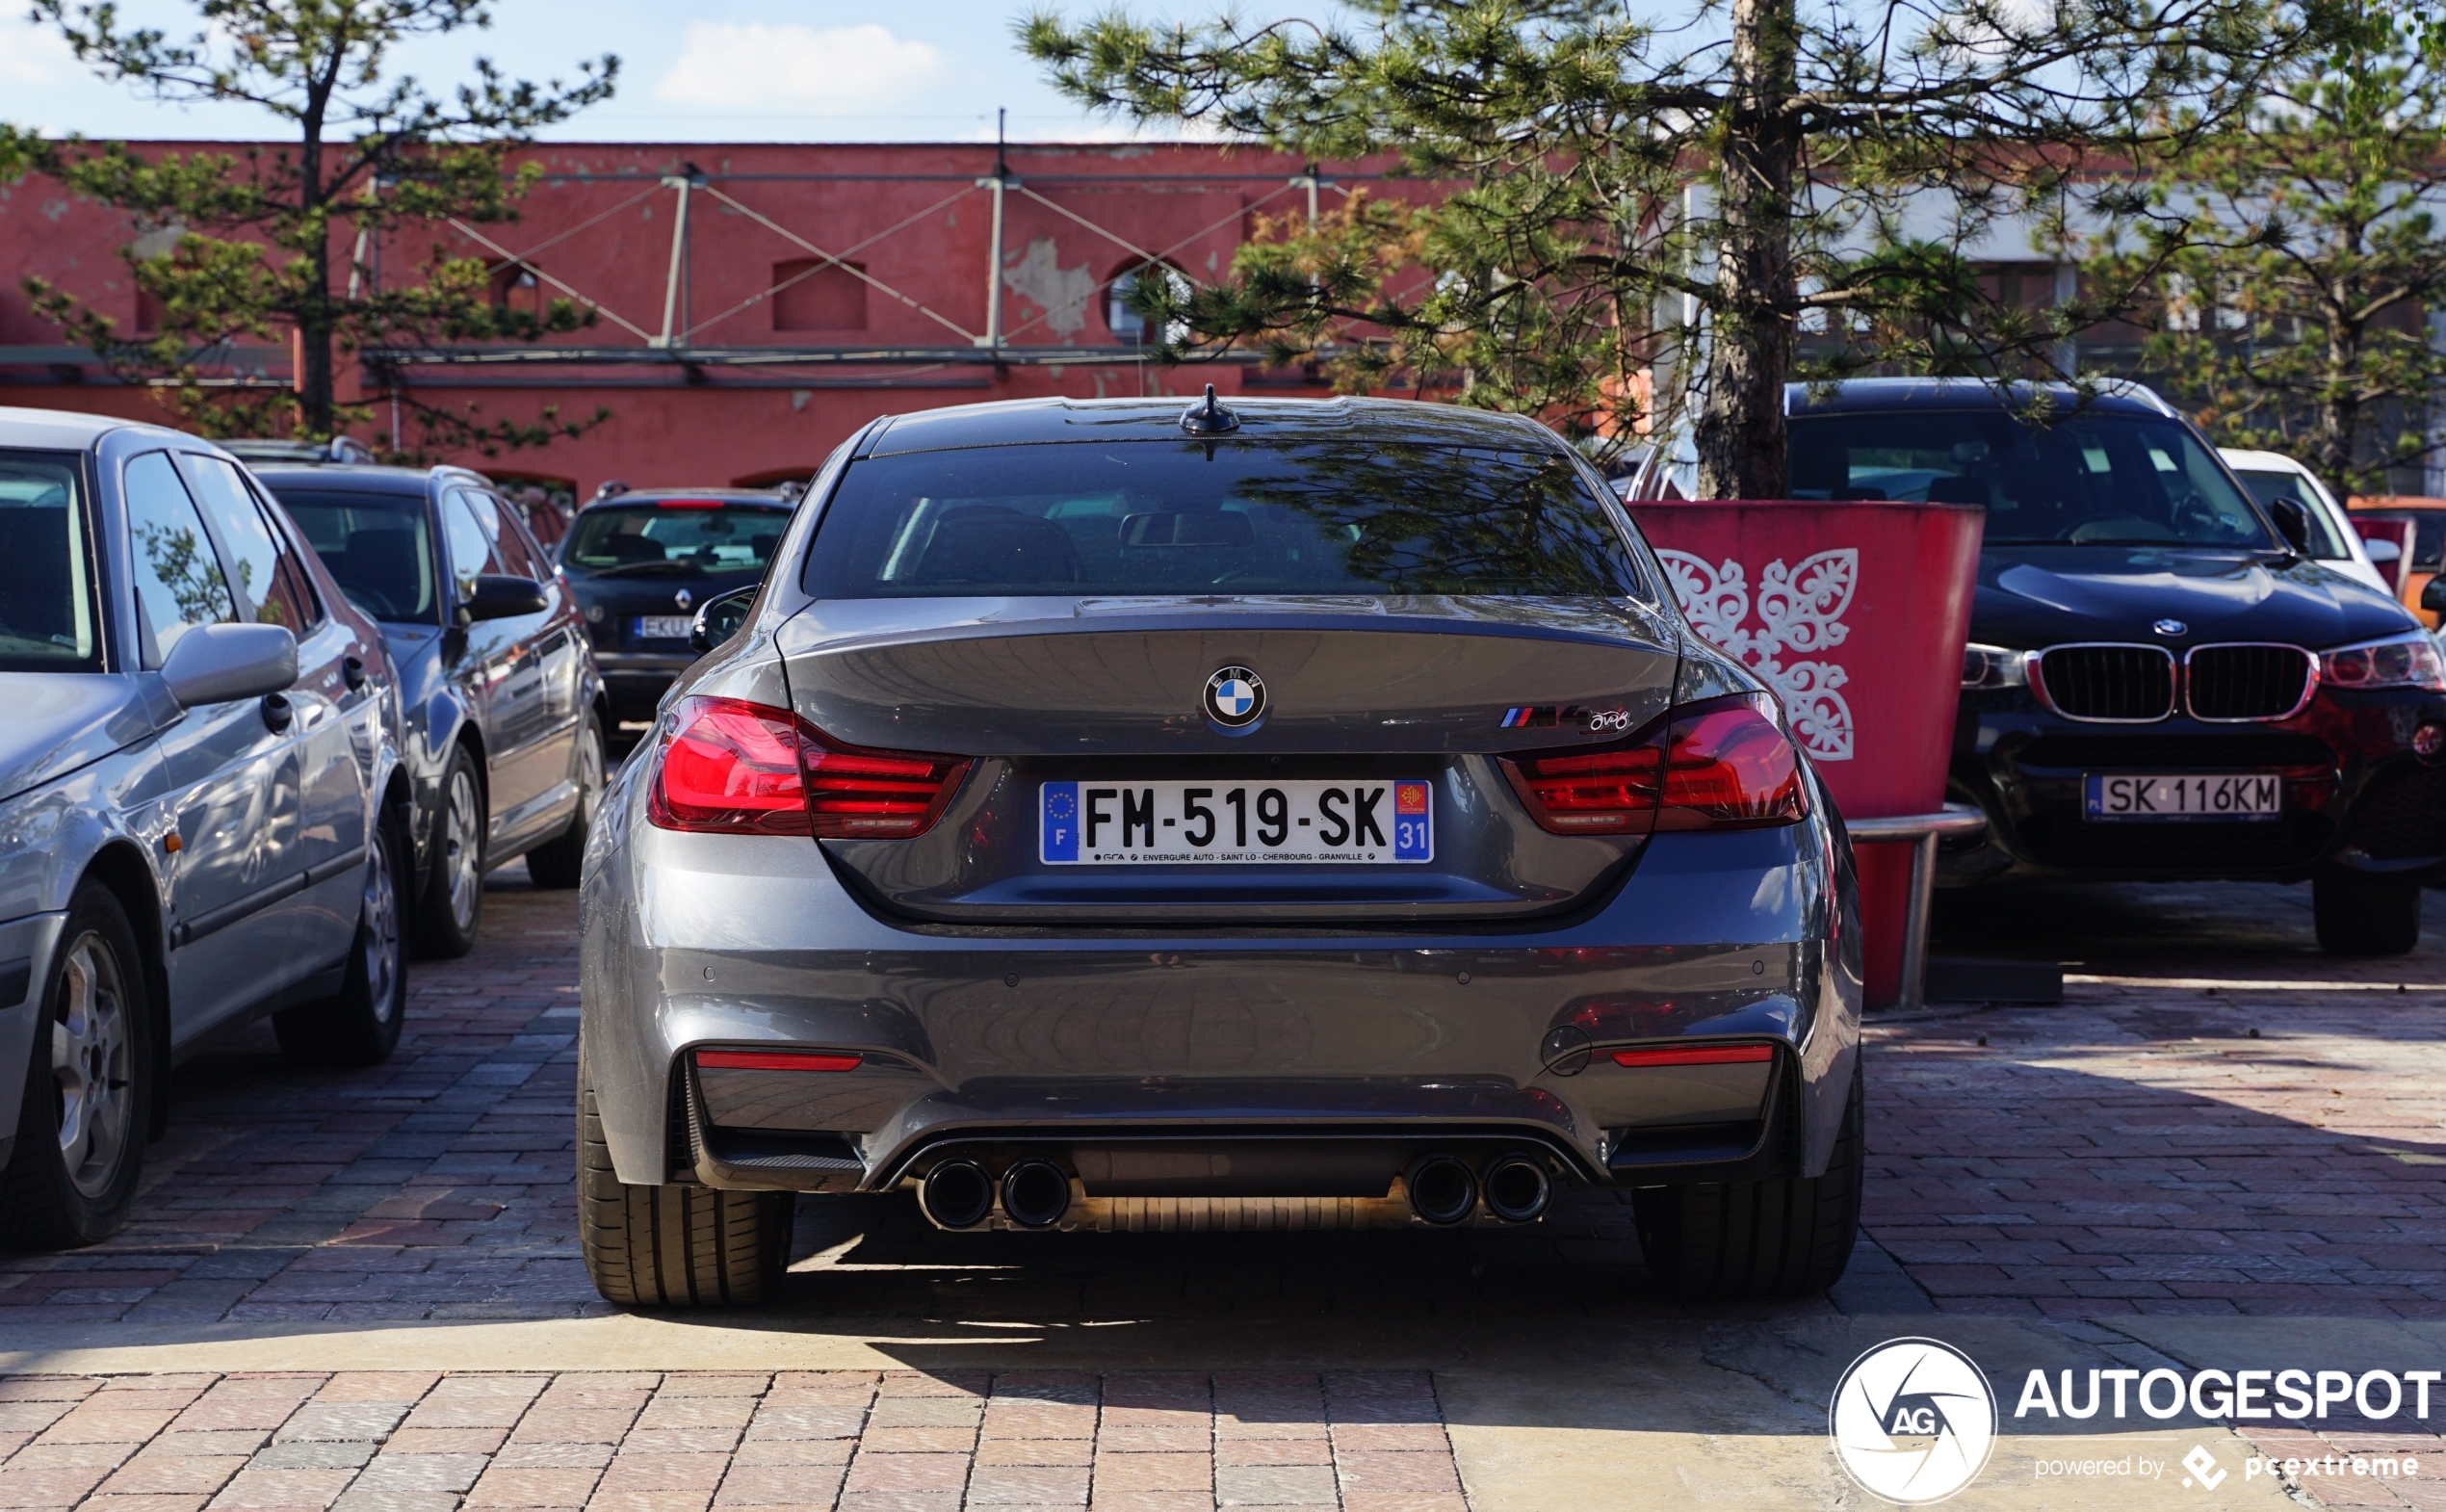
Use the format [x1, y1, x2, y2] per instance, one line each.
[694, 1050, 863, 1072]
[1610, 1045, 1775, 1068]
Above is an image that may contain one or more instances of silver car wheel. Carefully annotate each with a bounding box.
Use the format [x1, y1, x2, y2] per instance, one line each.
[577, 723, 601, 817]
[576, 729, 605, 826]
[443, 768, 482, 932]
[364, 827, 403, 1023]
[51, 930, 133, 1200]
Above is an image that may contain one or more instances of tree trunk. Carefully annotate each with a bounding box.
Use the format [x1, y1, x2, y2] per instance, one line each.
[1693, 0, 1801, 501]
[298, 300, 335, 436]
[297, 118, 334, 437]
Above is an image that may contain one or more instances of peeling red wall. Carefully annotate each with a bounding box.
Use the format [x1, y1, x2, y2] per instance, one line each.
[0, 141, 1417, 493]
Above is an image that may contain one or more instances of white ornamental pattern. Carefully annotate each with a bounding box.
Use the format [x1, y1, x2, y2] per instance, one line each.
[1654, 547, 1858, 762]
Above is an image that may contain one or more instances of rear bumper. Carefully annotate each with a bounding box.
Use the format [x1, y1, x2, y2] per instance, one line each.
[595, 652, 693, 718]
[578, 773, 1862, 1202]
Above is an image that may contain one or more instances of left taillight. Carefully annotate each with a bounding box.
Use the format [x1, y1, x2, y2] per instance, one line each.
[1501, 693, 1808, 836]
[646, 694, 970, 839]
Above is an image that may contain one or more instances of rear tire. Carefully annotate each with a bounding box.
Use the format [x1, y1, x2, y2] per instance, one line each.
[413, 745, 485, 959]
[577, 1075, 789, 1307]
[1633, 1056, 1862, 1298]
[2314, 872, 2421, 956]
[524, 715, 603, 891]
[274, 811, 408, 1067]
[1, 884, 152, 1250]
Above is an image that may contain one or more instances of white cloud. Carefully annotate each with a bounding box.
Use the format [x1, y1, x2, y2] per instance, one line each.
[654, 22, 943, 112]
[0, 22, 80, 86]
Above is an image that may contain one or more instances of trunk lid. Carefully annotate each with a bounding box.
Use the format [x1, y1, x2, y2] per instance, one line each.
[776, 596, 1684, 924]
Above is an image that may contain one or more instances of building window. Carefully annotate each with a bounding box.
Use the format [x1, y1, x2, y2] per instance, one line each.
[490, 262, 546, 316]
[772, 261, 868, 332]
[1106, 265, 1190, 347]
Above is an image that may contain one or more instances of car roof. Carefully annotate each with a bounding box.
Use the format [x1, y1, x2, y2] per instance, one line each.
[863, 395, 1564, 456]
[0, 404, 192, 451]
[2220, 449, 2310, 474]
[581, 488, 792, 510]
[1782, 378, 2177, 419]
[249, 462, 455, 494]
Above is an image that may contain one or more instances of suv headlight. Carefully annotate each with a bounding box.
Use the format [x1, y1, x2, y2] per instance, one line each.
[1963, 643, 2028, 691]
[2321, 631, 2446, 691]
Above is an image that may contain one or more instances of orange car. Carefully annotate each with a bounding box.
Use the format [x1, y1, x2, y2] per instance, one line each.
[2349, 496, 2446, 627]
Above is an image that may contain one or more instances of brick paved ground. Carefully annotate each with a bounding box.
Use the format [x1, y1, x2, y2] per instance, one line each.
[0, 873, 597, 1324]
[11, 869, 2446, 1508]
[0, 1369, 1466, 1512]
[7, 871, 2446, 1326]
[1870, 881, 2446, 1320]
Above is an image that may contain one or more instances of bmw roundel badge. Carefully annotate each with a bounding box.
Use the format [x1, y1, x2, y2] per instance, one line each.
[1204, 665, 1265, 729]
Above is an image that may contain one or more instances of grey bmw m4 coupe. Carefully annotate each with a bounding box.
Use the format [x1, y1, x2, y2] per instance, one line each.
[576, 393, 1864, 1305]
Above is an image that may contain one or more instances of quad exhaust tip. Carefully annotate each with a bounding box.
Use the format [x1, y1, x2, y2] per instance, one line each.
[1000, 1157, 1074, 1229]
[1482, 1154, 1551, 1223]
[921, 1158, 995, 1229]
[1404, 1154, 1479, 1226]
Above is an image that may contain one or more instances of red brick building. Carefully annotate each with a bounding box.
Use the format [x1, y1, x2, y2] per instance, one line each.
[0, 141, 1403, 496]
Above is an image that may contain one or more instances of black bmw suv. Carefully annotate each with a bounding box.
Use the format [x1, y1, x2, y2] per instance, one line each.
[1630, 379, 2446, 955]
[553, 488, 794, 725]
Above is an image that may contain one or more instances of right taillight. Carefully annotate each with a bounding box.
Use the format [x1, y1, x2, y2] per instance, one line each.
[647, 695, 970, 839]
[1502, 694, 1807, 835]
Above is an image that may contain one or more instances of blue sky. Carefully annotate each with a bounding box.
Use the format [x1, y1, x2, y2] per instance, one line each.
[0, 0, 1320, 143]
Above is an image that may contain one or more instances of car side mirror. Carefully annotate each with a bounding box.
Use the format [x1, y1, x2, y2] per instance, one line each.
[159, 622, 298, 708]
[2421, 577, 2446, 614]
[2267, 497, 2311, 555]
[2367, 537, 2404, 565]
[690, 587, 758, 654]
[461, 574, 549, 623]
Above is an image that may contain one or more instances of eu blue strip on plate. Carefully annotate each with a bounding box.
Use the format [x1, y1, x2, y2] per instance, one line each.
[1041, 781, 1080, 863]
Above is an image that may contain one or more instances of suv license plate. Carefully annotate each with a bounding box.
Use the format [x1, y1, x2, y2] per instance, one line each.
[2084, 773, 2281, 822]
[632, 614, 693, 641]
[1041, 780, 1434, 864]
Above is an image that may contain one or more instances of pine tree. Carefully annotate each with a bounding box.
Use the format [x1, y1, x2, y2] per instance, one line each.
[1024, 0, 2320, 495]
[2090, 11, 2446, 495]
[21, 0, 617, 455]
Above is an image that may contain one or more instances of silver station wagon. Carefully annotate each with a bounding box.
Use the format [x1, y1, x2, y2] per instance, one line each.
[0, 407, 410, 1249]
[576, 393, 1863, 1305]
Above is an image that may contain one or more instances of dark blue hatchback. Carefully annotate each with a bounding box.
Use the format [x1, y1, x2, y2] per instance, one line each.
[554, 488, 794, 725]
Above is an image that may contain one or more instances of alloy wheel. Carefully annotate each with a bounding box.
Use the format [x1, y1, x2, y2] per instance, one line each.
[51, 931, 133, 1200]
[444, 768, 481, 932]
[364, 829, 403, 1023]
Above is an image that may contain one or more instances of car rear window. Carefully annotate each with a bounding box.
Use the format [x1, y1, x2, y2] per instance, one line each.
[801, 440, 1642, 598]
[268, 487, 439, 622]
[563, 503, 790, 578]
[0, 450, 101, 672]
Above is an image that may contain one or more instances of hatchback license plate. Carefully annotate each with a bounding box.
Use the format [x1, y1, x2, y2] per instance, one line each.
[632, 614, 693, 641]
[2084, 772, 2281, 821]
[1041, 780, 1433, 864]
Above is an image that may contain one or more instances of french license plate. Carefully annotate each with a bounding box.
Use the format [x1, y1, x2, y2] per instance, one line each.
[2084, 772, 2281, 821]
[632, 614, 692, 641]
[1041, 780, 1433, 864]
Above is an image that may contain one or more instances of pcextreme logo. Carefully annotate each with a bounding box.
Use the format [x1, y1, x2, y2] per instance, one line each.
[1830, 1338, 1999, 1504]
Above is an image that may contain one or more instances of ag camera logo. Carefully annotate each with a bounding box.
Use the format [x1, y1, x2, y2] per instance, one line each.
[1830, 1338, 1997, 1504]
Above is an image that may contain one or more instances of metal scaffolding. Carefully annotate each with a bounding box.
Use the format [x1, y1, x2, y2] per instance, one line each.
[358, 152, 1349, 381]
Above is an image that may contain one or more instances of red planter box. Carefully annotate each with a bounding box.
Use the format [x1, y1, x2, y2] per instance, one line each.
[1629, 500, 1986, 1006]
